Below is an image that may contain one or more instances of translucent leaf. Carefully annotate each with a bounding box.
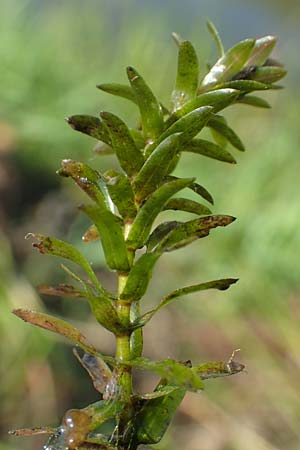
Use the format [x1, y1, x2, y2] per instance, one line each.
[100, 112, 144, 177]
[26, 234, 103, 293]
[79, 204, 130, 272]
[156, 215, 236, 252]
[171, 37, 199, 110]
[236, 95, 271, 108]
[146, 221, 181, 252]
[208, 116, 245, 151]
[127, 66, 164, 140]
[201, 39, 255, 90]
[87, 292, 124, 334]
[104, 169, 137, 220]
[206, 20, 224, 57]
[82, 224, 100, 243]
[9, 427, 55, 437]
[137, 385, 178, 400]
[182, 138, 236, 163]
[38, 284, 85, 298]
[246, 35, 277, 66]
[194, 353, 245, 379]
[163, 197, 212, 215]
[127, 178, 195, 250]
[97, 83, 137, 104]
[120, 252, 160, 302]
[73, 349, 112, 394]
[250, 66, 287, 84]
[65, 115, 111, 145]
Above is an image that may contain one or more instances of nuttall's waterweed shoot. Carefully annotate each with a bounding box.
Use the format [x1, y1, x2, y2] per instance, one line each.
[10, 22, 285, 450]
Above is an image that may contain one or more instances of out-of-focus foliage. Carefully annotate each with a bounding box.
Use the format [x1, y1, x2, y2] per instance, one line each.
[1, 1, 300, 450]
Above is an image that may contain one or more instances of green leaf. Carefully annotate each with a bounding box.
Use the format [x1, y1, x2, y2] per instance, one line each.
[120, 252, 160, 302]
[73, 349, 112, 395]
[65, 115, 111, 145]
[100, 112, 144, 177]
[182, 138, 236, 163]
[133, 134, 182, 203]
[194, 355, 245, 379]
[171, 38, 199, 110]
[166, 88, 239, 127]
[128, 357, 204, 392]
[38, 284, 85, 298]
[146, 105, 213, 157]
[236, 95, 271, 108]
[156, 215, 236, 252]
[13, 309, 98, 355]
[87, 292, 124, 334]
[97, 83, 137, 104]
[208, 116, 245, 151]
[130, 301, 143, 358]
[246, 35, 277, 66]
[163, 198, 212, 215]
[26, 234, 103, 293]
[201, 39, 255, 90]
[82, 224, 100, 243]
[127, 66, 164, 140]
[127, 178, 195, 250]
[79, 204, 130, 272]
[214, 79, 270, 92]
[146, 221, 181, 252]
[167, 175, 214, 204]
[93, 141, 114, 156]
[104, 170, 137, 220]
[250, 66, 287, 84]
[206, 20, 224, 57]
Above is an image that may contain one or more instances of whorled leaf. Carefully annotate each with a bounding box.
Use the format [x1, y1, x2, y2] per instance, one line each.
[127, 177, 195, 250]
[167, 176, 214, 204]
[208, 116, 245, 151]
[87, 292, 124, 334]
[246, 35, 277, 66]
[100, 112, 144, 177]
[182, 138, 236, 163]
[104, 169, 137, 220]
[171, 36, 199, 110]
[236, 95, 271, 108]
[38, 284, 85, 298]
[97, 83, 137, 104]
[130, 301, 143, 359]
[194, 354, 245, 379]
[206, 20, 224, 57]
[79, 204, 130, 272]
[249, 66, 287, 84]
[127, 66, 164, 140]
[146, 221, 181, 252]
[163, 198, 212, 215]
[214, 79, 271, 92]
[65, 115, 111, 145]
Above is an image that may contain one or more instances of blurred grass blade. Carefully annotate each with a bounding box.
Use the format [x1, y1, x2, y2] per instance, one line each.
[120, 252, 160, 302]
[236, 95, 271, 108]
[127, 66, 164, 140]
[182, 138, 236, 163]
[171, 37, 199, 110]
[201, 39, 255, 90]
[127, 178, 195, 250]
[206, 20, 224, 57]
[156, 215, 236, 252]
[65, 115, 111, 145]
[208, 116, 245, 151]
[100, 112, 144, 177]
[247, 35, 277, 66]
[73, 349, 112, 394]
[79, 204, 130, 272]
[82, 224, 100, 243]
[163, 198, 212, 215]
[26, 234, 103, 293]
[38, 284, 85, 298]
[104, 169, 137, 220]
[97, 83, 137, 104]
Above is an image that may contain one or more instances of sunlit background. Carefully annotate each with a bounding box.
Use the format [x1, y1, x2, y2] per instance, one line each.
[1, 1, 300, 449]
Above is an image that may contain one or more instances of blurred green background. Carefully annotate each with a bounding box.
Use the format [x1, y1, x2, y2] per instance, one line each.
[1, 1, 300, 449]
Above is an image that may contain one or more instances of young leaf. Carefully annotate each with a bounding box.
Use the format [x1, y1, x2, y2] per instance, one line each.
[156, 215, 236, 252]
[73, 349, 112, 394]
[236, 95, 271, 108]
[104, 169, 137, 220]
[163, 198, 212, 215]
[127, 177, 195, 250]
[65, 115, 111, 145]
[246, 35, 277, 66]
[26, 234, 103, 293]
[38, 284, 85, 298]
[100, 112, 144, 177]
[208, 116, 245, 151]
[97, 83, 137, 104]
[127, 66, 164, 140]
[146, 221, 181, 252]
[171, 38, 199, 110]
[79, 204, 130, 272]
[206, 20, 224, 57]
[120, 252, 160, 302]
[200, 39, 255, 90]
[182, 138, 236, 163]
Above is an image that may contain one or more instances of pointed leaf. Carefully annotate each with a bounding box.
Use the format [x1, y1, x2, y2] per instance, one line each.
[249, 66, 287, 84]
[73, 349, 112, 394]
[194, 356, 245, 379]
[163, 198, 212, 215]
[127, 178, 195, 250]
[166, 175, 214, 205]
[133, 134, 182, 203]
[65, 115, 111, 145]
[247, 35, 277, 66]
[208, 116, 245, 151]
[104, 170, 137, 220]
[127, 66, 164, 140]
[166, 89, 239, 127]
[38, 284, 85, 298]
[146, 221, 181, 252]
[97, 83, 137, 104]
[82, 224, 100, 243]
[79, 204, 130, 272]
[120, 252, 160, 302]
[201, 39, 255, 90]
[100, 112, 144, 177]
[13, 309, 98, 355]
[182, 138, 236, 163]
[26, 234, 103, 293]
[206, 20, 224, 57]
[236, 95, 271, 108]
[156, 215, 236, 252]
[171, 38, 199, 110]
[214, 79, 270, 92]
